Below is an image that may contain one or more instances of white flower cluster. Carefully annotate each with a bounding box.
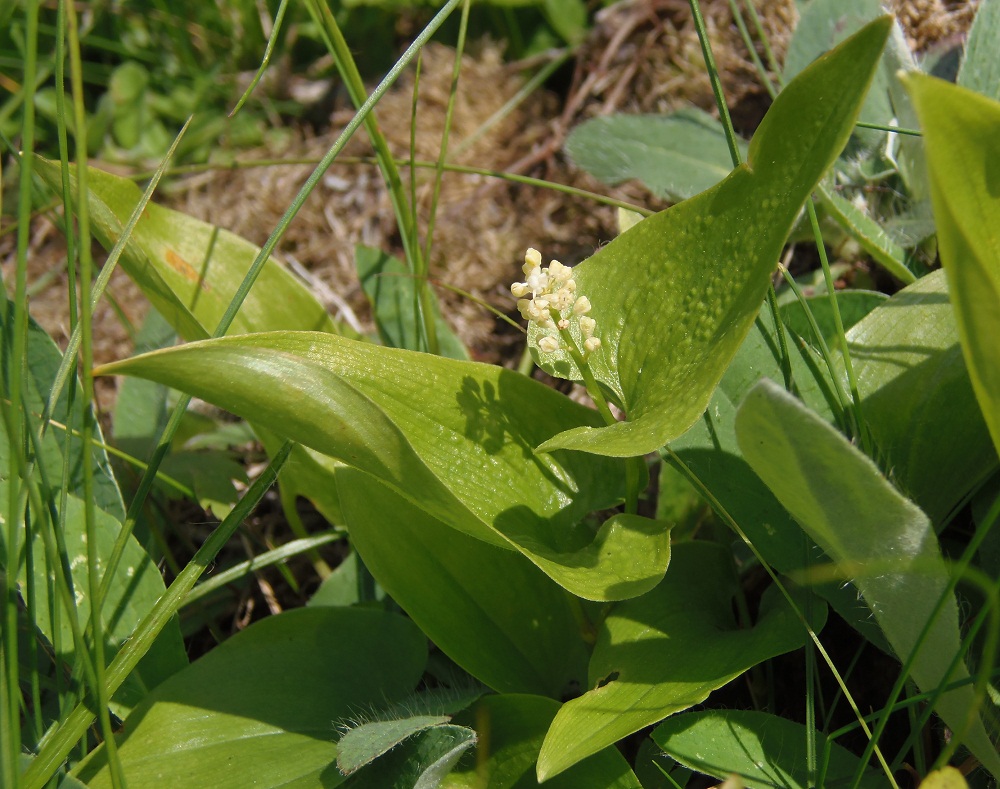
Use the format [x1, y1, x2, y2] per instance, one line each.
[511, 248, 601, 357]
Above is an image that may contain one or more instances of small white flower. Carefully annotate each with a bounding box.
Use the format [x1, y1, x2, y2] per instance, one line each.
[525, 247, 542, 269]
[583, 337, 601, 354]
[538, 335, 561, 353]
[579, 316, 596, 338]
[511, 282, 530, 298]
[573, 296, 592, 315]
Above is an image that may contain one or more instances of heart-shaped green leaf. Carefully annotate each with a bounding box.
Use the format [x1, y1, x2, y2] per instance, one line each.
[905, 73, 1000, 456]
[447, 694, 643, 789]
[536, 542, 825, 780]
[74, 607, 427, 787]
[97, 332, 671, 598]
[652, 710, 885, 789]
[534, 17, 891, 457]
[735, 379, 1000, 778]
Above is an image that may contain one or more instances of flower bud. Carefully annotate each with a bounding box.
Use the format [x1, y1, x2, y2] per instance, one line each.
[573, 296, 592, 315]
[538, 335, 560, 353]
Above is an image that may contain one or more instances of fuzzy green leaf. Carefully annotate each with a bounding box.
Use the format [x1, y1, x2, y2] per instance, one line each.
[534, 17, 891, 457]
[735, 379, 1000, 778]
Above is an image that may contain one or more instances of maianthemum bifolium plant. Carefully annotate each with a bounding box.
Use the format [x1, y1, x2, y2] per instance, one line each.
[5, 1, 1000, 787]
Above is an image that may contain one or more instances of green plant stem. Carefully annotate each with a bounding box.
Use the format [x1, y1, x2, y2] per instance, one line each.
[741, 0, 781, 77]
[136, 156, 655, 218]
[229, 0, 291, 117]
[23, 443, 293, 789]
[3, 1, 40, 782]
[804, 199, 870, 455]
[690, 0, 792, 392]
[64, 2, 124, 783]
[727, 0, 777, 99]
[452, 47, 574, 158]
[420, 0, 472, 354]
[182, 531, 342, 605]
[551, 312, 640, 514]
[688, 0, 741, 168]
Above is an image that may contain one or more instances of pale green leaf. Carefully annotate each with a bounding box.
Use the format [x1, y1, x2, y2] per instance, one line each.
[535, 18, 891, 457]
[74, 608, 427, 788]
[565, 109, 745, 202]
[845, 270, 997, 525]
[958, 0, 1000, 102]
[536, 542, 825, 780]
[33, 158, 343, 342]
[734, 379, 1000, 778]
[905, 74, 1000, 455]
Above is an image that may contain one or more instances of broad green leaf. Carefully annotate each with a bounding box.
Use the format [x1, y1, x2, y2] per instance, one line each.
[669, 308, 891, 652]
[958, 0, 1000, 102]
[158, 450, 247, 518]
[2, 485, 186, 717]
[565, 109, 746, 202]
[33, 157, 351, 526]
[779, 289, 887, 349]
[444, 694, 643, 789]
[74, 607, 427, 788]
[356, 245, 468, 359]
[652, 710, 884, 789]
[734, 379, 1000, 778]
[905, 74, 1000, 455]
[33, 157, 342, 342]
[97, 332, 671, 599]
[534, 18, 891, 457]
[536, 541, 825, 780]
[339, 469, 589, 697]
[845, 270, 997, 525]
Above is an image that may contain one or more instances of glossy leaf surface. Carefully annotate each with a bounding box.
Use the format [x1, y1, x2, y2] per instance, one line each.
[536, 542, 824, 780]
[905, 74, 1000, 455]
[652, 710, 884, 789]
[97, 332, 674, 598]
[534, 18, 891, 457]
[735, 379, 1000, 777]
[74, 608, 426, 788]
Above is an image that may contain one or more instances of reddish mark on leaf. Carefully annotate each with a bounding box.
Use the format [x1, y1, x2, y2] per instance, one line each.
[165, 248, 211, 291]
